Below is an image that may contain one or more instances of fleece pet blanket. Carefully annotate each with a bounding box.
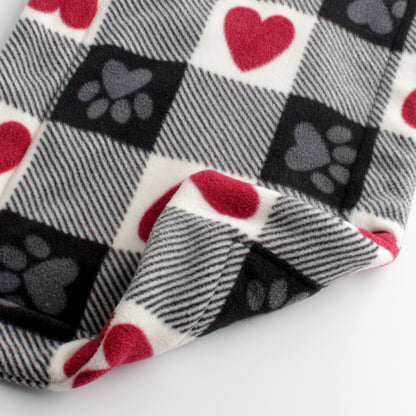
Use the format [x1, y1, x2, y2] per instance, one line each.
[0, 0, 415, 390]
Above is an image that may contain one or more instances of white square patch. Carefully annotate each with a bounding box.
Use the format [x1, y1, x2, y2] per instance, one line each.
[112, 154, 262, 253]
[189, 0, 316, 94]
[112, 155, 211, 254]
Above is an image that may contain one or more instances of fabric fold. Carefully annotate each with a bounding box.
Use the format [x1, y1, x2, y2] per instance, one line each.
[47, 170, 397, 390]
[0, 0, 415, 391]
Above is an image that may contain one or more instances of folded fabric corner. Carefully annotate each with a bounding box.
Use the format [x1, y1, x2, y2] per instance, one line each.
[0, 0, 415, 391]
[47, 170, 398, 390]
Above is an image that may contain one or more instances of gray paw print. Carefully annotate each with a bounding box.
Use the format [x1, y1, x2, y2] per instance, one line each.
[285, 122, 357, 195]
[247, 278, 310, 312]
[347, 0, 407, 35]
[0, 235, 79, 316]
[78, 60, 154, 124]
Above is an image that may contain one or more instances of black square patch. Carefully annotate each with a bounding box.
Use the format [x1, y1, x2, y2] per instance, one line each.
[204, 244, 321, 335]
[51, 45, 187, 150]
[319, 0, 416, 50]
[261, 95, 378, 209]
[0, 211, 108, 340]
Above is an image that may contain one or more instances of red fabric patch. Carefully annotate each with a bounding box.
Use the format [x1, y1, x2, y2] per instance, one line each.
[0, 122, 31, 174]
[103, 324, 153, 368]
[138, 184, 181, 242]
[71, 323, 152, 388]
[402, 90, 416, 128]
[73, 369, 109, 389]
[224, 7, 295, 71]
[359, 228, 400, 259]
[64, 313, 114, 378]
[60, 0, 98, 30]
[29, 0, 98, 29]
[191, 170, 260, 219]
[64, 339, 100, 378]
[28, 0, 59, 12]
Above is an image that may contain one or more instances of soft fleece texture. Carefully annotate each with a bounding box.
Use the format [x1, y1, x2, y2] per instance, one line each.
[0, 0, 415, 390]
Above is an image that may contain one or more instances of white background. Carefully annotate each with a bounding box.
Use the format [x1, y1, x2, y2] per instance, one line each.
[0, 1, 415, 415]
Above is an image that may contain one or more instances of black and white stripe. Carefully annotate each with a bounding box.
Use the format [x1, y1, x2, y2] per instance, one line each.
[258, 178, 341, 217]
[6, 122, 148, 245]
[0, 322, 58, 389]
[349, 130, 416, 227]
[77, 249, 141, 337]
[258, 195, 379, 286]
[292, 19, 390, 125]
[368, 52, 402, 127]
[125, 207, 244, 335]
[0, 18, 85, 119]
[154, 65, 285, 179]
[190, 241, 251, 338]
[94, 0, 216, 62]
[403, 18, 416, 53]
[260, 0, 323, 15]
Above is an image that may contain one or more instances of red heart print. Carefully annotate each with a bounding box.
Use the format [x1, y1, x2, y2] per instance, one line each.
[71, 324, 153, 388]
[224, 7, 295, 72]
[359, 229, 400, 260]
[68, 322, 152, 388]
[138, 183, 182, 243]
[64, 338, 101, 379]
[64, 313, 114, 378]
[191, 170, 260, 219]
[28, 0, 98, 30]
[103, 324, 153, 368]
[27, 0, 59, 12]
[402, 89, 416, 128]
[73, 369, 109, 389]
[138, 171, 260, 245]
[0, 122, 31, 174]
[60, 0, 98, 30]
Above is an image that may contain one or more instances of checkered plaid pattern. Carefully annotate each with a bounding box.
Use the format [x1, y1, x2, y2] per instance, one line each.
[0, 0, 415, 390]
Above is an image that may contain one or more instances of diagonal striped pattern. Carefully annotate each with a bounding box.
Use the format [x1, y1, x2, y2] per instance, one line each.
[0, 0, 416, 391]
[94, 0, 216, 62]
[77, 249, 142, 337]
[154, 65, 286, 179]
[368, 52, 402, 128]
[190, 241, 251, 338]
[0, 18, 85, 119]
[5, 122, 148, 245]
[258, 194, 379, 286]
[125, 207, 243, 335]
[261, 0, 324, 14]
[404, 18, 416, 53]
[292, 19, 390, 125]
[349, 130, 416, 227]
[0, 321, 59, 389]
[257, 178, 341, 217]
